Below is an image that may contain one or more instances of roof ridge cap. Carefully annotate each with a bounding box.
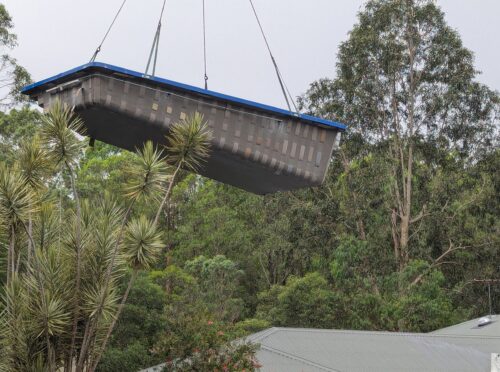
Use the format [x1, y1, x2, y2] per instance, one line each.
[248, 327, 279, 342]
[270, 327, 500, 339]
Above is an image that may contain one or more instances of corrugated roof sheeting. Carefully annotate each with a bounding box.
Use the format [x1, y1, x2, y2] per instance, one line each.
[250, 319, 500, 372]
[139, 316, 500, 371]
[432, 315, 500, 337]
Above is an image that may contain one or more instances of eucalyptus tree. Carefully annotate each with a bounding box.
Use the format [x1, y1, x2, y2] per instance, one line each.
[300, 0, 499, 273]
[0, 102, 211, 371]
[0, 4, 31, 106]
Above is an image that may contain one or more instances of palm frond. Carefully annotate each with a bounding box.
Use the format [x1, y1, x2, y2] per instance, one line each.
[83, 196, 126, 281]
[40, 100, 85, 168]
[81, 282, 119, 321]
[0, 275, 32, 370]
[0, 164, 37, 225]
[124, 141, 169, 201]
[35, 202, 60, 251]
[123, 215, 164, 270]
[165, 112, 212, 171]
[32, 293, 71, 338]
[17, 135, 53, 191]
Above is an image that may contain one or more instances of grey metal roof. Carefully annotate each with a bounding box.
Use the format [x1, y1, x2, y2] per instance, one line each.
[431, 315, 500, 337]
[249, 316, 500, 372]
[139, 316, 500, 372]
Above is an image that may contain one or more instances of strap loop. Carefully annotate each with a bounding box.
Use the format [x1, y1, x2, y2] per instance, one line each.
[145, 0, 168, 77]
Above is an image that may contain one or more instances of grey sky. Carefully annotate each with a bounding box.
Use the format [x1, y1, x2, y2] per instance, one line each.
[5, 0, 500, 109]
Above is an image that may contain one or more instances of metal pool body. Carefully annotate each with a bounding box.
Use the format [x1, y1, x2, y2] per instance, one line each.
[22, 62, 346, 195]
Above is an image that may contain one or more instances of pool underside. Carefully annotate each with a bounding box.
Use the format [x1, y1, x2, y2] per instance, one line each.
[77, 105, 313, 194]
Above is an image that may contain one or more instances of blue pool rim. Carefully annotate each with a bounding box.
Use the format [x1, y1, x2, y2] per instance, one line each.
[22, 62, 347, 131]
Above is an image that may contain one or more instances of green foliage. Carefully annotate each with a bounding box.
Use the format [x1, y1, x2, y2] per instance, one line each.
[97, 342, 158, 372]
[77, 142, 134, 199]
[166, 341, 259, 372]
[18, 135, 52, 190]
[172, 180, 257, 260]
[234, 318, 270, 335]
[0, 101, 215, 371]
[98, 275, 166, 372]
[0, 163, 36, 225]
[157, 317, 260, 372]
[0, 4, 31, 105]
[256, 273, 342, 328]
[0, 108, 42, 163]
[185, 255, 245, 322]
[123, 216, 164, 270]
[1, 1, 499, 370]
[165, 112, 211, 170]
[40, 100, 85, 169]
[381, 260, 465, 332]
[0, 5, 17, 47]
[124, 141, 168, 202]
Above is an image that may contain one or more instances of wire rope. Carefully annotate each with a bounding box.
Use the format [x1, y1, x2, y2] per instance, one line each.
[202, 0, 209, 89]
[247, 0, 299, 114]
[90, 0, 128, 62]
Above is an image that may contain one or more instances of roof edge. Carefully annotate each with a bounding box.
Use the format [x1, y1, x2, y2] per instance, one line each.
[248, 325, 500, 340]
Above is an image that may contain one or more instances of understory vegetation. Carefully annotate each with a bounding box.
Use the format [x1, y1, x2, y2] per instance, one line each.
[0, 1, 499, 371]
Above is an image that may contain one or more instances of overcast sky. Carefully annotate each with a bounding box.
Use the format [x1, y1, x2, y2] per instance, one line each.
[5, 0, 500, 109]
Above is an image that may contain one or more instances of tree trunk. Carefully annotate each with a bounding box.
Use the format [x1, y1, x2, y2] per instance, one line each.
[76, 201, 135, 371]
[27, 211, 32, 265]
[154, 162, 182, 226]
[66, 162, 83, 372]
[399, 15, 417, 270]
[90, 270, 138, 372]
[7, 225, 14, 286]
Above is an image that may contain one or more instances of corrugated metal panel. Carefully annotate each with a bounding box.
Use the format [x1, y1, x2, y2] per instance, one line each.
[431, 315, 500, 337]
[249, 322, 500, 372]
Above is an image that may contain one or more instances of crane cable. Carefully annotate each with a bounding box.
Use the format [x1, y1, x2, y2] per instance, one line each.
[202, 0, 209, 89]
[145, 0, 168, 77]
[89, 0, 297, 108]
[248, 0, 299, 114]
[90, 0, 128, 63]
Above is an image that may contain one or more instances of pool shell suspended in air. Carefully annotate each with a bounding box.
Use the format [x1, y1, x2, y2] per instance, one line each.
[22, 62, 347, 195]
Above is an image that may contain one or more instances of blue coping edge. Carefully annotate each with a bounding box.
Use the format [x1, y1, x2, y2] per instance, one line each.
[21, 62, 347, 131]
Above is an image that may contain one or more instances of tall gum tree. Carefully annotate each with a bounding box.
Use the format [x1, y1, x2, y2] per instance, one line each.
[0, 4, 31, 106]
[301, 0, 499, 273]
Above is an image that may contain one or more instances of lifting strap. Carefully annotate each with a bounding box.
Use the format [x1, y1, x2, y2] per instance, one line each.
[202, 0, 209, 89]
[90, 0, 128, 63]
[248, 0, 299, 114]
[145, 0, 168, 77]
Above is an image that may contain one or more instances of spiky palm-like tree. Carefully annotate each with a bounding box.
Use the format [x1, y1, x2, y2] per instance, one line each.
[90, 215, 163, 370]
[0, 164, 36, 284]
[154, 112, 211, 225]
[17, 135, 52, 266]
[0, 103, 212, 371]
[76, 141, 168, 372]
[40, 100, 85, 169]
[40, 100, 86, 370]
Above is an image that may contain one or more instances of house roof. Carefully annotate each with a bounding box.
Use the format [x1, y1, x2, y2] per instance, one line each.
[140, 316, 500, 372]
[249, 316, 500, 372]
[431, 315, 500, 337]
